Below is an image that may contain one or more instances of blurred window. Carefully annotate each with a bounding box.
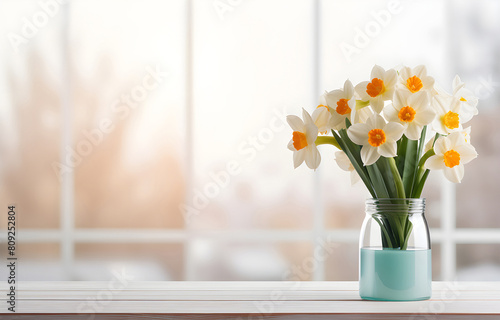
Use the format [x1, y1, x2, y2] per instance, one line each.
[0, 0, 499, 281]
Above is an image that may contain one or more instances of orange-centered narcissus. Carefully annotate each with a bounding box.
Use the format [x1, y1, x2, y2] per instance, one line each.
[368, 129, 386, 147]
[366, 78, 385, 98]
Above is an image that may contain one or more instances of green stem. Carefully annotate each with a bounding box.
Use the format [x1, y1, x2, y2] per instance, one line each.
[315, 136, 341, 149]
[387, 157, 405, 199]
[373, 216, 394, 248]
[418, 149, 436, 167]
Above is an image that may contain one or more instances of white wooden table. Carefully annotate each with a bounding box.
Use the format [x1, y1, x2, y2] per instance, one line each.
[1, 281, 499, 319]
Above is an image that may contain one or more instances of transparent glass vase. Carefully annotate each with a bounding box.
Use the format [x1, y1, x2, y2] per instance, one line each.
[359, 198, 431, 301]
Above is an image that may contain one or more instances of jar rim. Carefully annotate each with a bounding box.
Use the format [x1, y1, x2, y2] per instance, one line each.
[365, 198, 426, 214]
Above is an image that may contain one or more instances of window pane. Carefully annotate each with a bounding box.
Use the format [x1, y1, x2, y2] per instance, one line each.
[189, 0, 316, 230]
[453, 0, 500, 228]
[325, 243, 358, 280]
[11, 243, 60, 280]
[191, 241, 313, 280]
[457, 244, 500, 280]
[75, 243, 184, 280]
[0, 1, 62, 228]
[431, 243, 442, 280]
[70, 0, 187, 228]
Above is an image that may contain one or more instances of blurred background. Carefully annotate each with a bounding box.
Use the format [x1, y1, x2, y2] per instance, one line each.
[0, 0, 499, 281]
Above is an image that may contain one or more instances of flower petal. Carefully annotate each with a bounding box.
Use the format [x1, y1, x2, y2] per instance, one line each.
[370, 97, 385, 114]
[455, 144, 478, 164]
[399, 66, 411, 81]
[393, 89, 410, 109]
[409, 91, 429, 111]
[384, 68, 398, 87]
[383, 104, 399, 123]
[286, 115, 304, 132]
[302, 108, 314, 125]
[452, 75, 466, 94]
[432, 94, 451, 115]
[371, 113, 387, 129]
[414, 65, 427, 78]
[383, 122, 405, 141]
[426, 155, 444, 170]
[371, 65, 386, 80]
[344, 79, 354, 98]
[350, 170, 360, 186]
[305, 123, 319, 145]
[444, 164, 464, 183]
[304, 145, 321, 169]
[293, 149, 306, 168]
[355, 81, 370, 101]
[287, 139, 296, 151]
[378, 141, 397, 158]
[433, 136, 451, 156]
[325, 89, 345, 107]
[361, 145, 380, 166]
[347, 123, 370, 145]
[405, 123, 422, 140]
[335, 151, 352, 171]
[414, 107, 436, 126]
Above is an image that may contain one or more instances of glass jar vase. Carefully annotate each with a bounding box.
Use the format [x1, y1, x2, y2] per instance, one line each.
[359, 198, 431, 301]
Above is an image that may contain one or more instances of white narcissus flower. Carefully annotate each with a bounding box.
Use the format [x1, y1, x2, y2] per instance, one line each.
[425, 132, 478, 183]
[431, 95, 463, 135]
[424, 127, 472, 154]
[355, 65, 397, 113]
[312, 93, 333, 134]
[324, 79, 356, 130]
[287, 109, 321, 169]
[347, 113, 405, 166]
[335, 151, 360, 185]
[384, 90, 436, 140]
[398, 65, 435, 94]
[452, 75, 478, 122]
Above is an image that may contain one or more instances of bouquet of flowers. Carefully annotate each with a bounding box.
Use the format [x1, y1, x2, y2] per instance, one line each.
[286, 65, 478, 249]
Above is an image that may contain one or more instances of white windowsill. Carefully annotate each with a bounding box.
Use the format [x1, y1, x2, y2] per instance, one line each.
[1, 281, 499, 318]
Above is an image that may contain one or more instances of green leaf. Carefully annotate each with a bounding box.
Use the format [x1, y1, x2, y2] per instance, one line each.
[402, 139, 418, 197]
[412, 169, 430, 198]
[375, 158, 397, 198]
[345, 117, 352, 129]
[396, 136, 408, 177]
[366, 164, 390, 198]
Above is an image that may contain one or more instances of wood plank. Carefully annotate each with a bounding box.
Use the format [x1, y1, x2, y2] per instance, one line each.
[5, 299, 500, 314]
[2, 290, 499, 301]
[3, 314, 500, 320]
[0, 282, 499, 315]
[2, 281, 498, 291]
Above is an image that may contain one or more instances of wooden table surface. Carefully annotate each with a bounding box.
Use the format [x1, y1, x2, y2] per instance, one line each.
[1, 281, 499, 319]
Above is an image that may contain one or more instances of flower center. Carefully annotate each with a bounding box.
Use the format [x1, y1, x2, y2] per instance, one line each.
[442, 111, 460, 129]
[460, 97, 467, 102]
[368, 129, 386, 147]
[336, 99, 352, 115]
[398, 106, 416, 123]
[443, 149, 461, 168]
[292, 131, 308, 150]
[406, 75, 423, 93]
[366, 78, 385, 98]
[317, 104, 330, 112]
